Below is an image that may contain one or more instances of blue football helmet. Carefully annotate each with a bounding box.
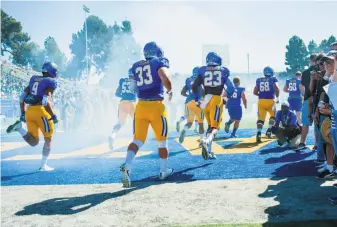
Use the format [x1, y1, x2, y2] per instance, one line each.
[206, 52, 222, 66]
[192, 66, 199, 77]
[263, 66, 274, 77]
[42, 61, 58, 78]
[128, 68, 133, 78]
[143, 42, 164, 60]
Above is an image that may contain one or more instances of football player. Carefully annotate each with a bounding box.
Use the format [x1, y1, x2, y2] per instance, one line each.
[224, 76, 247, 138]
[109, 68, 137, 151]
[179, 66, 204, 143]
[120, 42, 173, 188]
[176, 67, 200, 134]
[283, 71, 303, 125]
[6, 61, 58, 171]
[192, 52, 234, 160]
[253, 66, 280, 143]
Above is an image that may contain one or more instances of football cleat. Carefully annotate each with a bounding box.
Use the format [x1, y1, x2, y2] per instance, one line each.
[176, 122, 180, 132]
[179, 129, 186, 143]
[230, 134, 237, 138]
[266, 128, 272, 139]
[120, 163, 131, 188]
[280, 142, 290, 148]
[39, 165, 54, 172]
[208, 152, 217, 160]
[6, 120, 22, 134]
[224, 122, 230, 133]
[200, 139, 209, 160]
[256, 132, 262, 143]
[108, 136, 114, 151]
[159, 168, 174, 180]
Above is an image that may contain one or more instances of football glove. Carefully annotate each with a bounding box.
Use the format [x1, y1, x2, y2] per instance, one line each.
[20, 112, 26, 123]
[49, 114, 59, 124]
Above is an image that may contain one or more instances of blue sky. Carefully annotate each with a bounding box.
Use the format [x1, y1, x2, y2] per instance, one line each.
[2, 1, 336, 73]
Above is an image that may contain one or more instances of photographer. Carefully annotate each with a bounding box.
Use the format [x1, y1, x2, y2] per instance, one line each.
[295, 54, 317, 151]
[271, 101, 301, 148]
[315, 51, 337, 179]
[308, 54, 328, 163]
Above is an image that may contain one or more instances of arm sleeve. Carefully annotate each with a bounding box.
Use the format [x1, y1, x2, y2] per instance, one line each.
[192, 75, 203, 94]
[224, 77, 234, 96]
[275, 111, 281, 128]
[115, 79, 123, 97]
[157, 57, 170, 68]
[181, 85, 188, 97]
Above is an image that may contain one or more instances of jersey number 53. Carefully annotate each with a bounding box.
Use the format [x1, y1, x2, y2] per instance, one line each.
[135, 65, 153, 86]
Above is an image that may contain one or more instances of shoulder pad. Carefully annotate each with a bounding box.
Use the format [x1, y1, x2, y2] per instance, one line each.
[155, 57, 169, 68]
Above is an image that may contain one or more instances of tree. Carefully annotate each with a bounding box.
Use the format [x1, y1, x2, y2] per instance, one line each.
[319, 39, 330, 53]
[285, 36, 308, 74]
[66, 16, 141, 80]
[68, 15, 112, 78]
[327, 35, 336, 49]
[44, 36, 67, 72]
[1, 10, 41, 67]
[308, 40, 319, 54]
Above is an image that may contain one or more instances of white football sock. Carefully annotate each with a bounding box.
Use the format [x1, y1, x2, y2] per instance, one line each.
[18, 127, 27, 137]
[41, 155, 48, 167]
[179, 116, 185, 123]
[326, 165, 334, 172]
[160, 158, 168, 173]
[125, 150, 136, 168]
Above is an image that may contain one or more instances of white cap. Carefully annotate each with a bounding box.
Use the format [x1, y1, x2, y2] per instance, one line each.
[281, 101, 289, 107]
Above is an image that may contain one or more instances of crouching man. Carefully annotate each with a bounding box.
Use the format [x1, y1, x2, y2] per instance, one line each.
[271, 101, 301, 148]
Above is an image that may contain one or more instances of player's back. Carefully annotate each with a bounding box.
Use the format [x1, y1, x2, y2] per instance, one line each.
[286, 77, 301, 99]
[198, 65, 230, 96]
[132, 57, 169, 100]
[186, 76, 202, 102]
[118, 78, 137, 101]
[29, 75, 57, 102]
[227, 86, 245, 107]
[256, 76, 277, 99]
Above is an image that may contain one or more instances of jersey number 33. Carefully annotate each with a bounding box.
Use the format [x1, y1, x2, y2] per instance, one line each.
[135, 65, 153, 86]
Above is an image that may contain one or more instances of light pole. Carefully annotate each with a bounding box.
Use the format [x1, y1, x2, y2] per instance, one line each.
[83, 5, 90, 78]
[247, 53, 250, 76]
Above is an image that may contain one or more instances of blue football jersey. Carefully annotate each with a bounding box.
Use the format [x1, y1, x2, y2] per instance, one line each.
[227, 86, 245, 107]
[256, 77, 278, 99]
[132, 57, 169, 100]
[198, 65, 233, 96]
[185, 76, 202, 103]
[116, 78, 136, 101]
[28, 75, 57, 102]
[286, 77, 301, 99]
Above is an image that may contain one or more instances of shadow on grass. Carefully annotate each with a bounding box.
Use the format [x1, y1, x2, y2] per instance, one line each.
[15, 163, 212, 216]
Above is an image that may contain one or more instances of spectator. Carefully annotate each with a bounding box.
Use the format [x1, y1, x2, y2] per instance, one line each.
[295, 54, 317, 151]
[315, 52, 336, 179]
[309, 54, 330, 166]
[271, 101, 301, 148]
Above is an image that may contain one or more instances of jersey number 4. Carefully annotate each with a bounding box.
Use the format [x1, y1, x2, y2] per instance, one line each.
[32, 82, 39, 95]
[259, 82, 270, 92]
[204, 71, 221, 87]
[135, 65, 153, 86]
